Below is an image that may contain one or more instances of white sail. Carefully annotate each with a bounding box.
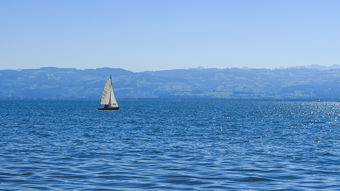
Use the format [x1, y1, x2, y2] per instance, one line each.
[109, 84, 119, 107]
[100, 77, 119, 107]
[100, 78, 112, 105]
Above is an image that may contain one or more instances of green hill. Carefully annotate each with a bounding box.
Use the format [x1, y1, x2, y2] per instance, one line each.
[1, 66, 340, 100]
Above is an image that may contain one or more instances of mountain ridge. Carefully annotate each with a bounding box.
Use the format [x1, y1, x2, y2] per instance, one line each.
[1, 66, 339, 100]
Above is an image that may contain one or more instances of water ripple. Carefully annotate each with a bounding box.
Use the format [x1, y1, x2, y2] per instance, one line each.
[0, 100, 340, 190]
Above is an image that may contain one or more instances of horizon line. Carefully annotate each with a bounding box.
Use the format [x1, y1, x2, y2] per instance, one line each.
[1, 64, 340, 73]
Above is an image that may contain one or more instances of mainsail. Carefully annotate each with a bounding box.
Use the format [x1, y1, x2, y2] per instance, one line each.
[100, 76, 118, 107]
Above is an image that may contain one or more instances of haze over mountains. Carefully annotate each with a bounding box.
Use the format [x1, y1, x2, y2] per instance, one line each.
[1, 65, 340, 100]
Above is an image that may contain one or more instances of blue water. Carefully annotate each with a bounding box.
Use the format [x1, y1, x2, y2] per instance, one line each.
[0, 100, 339, 190]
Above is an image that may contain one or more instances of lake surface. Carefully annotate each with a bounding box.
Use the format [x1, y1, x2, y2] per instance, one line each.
[0, 100, 339, 190]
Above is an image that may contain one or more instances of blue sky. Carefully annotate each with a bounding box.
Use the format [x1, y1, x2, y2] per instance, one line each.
[0, 0, 339, 71]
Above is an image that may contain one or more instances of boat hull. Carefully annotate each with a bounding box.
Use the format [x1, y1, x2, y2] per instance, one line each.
[98, 107, 119, 111]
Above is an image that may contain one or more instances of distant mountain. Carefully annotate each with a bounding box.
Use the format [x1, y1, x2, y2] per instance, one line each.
[294, 64, 340, 70]
[1, 67, 340, 100]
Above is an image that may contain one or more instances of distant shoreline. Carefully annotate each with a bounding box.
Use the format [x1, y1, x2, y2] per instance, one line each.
[0, 98, 337, 102]
[1, 64, 340, 73]
[1, 67, 339, 101]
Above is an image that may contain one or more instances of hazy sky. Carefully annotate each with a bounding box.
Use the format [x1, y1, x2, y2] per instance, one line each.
[0, 0, 339, 71]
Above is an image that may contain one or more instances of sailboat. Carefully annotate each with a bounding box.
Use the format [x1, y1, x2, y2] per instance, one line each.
[98, 76, 119, 110]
